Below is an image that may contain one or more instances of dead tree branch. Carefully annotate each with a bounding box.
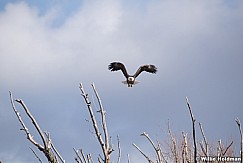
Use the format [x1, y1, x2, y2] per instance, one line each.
[79, 83, 113, 163]
[10, 92, 44, 150]
[127, 154, 130, 163]
[87, 154, 94, 163]
[10, 91, 62, 163]
[140, 132, 163, 163]
[44, 132, 65, 163]
[16, 99, 47, 149]
[157, 139, 168, 163]
[217, 139, 223, 156]
[199, 141, 206, 157]
[117, 135, 121, 163]
[199, 122, 208, 158]
[91, 83, 109, 152]
[217, 139, 233, 157]
[82, 150, 89, 163]
[235, 117, 243, 163]
[185, 97, 197, 163]
[222, 141, 233, 156]
[168, 121, 179, 163]
[73, 148, 84, 163]
[79, 83, 106, 160]
[30, 147, 43, 163]
[182, 132, 189, 163]
[132, 143, 154, 163]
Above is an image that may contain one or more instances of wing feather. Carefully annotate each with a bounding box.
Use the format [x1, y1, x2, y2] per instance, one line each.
[108, 62, 129, 78]
[133, 64, 157, 78]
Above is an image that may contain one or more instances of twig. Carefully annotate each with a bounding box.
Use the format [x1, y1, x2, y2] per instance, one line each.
[222, 141, 233, 156]
[199, 141, 207, 156]
[45, 133, 65, 163]
[79, 83, 106, 157]
[217, 139, 224, 156]
[98, 156, 103, 163]
[75, 158, 81, 163]
[87, 154, 94, 163]
[15, 99, 47, 149]
[235, 117, 242, 163]
[199, 122, 208, 158]
[109, 136, 115, 155]
[80, 149, 88, 163]
[185, 97, 197, 163]
[73, 148, 84, 163]
[182, 132, 189, 163]
[117, 135, 121, 163]
[30, 147, 43, 163]
[140, 132, 162, 162]
[91, 83, 110, 153]
[10, 92, 44, 151]
[168, 120, 178, 162]
[132, 143, 154, 163]
[157, 139, 168, 163]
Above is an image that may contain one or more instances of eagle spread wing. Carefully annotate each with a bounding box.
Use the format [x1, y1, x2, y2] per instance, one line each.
[108, 62, 129, 78]
[134, 64, 157, 78]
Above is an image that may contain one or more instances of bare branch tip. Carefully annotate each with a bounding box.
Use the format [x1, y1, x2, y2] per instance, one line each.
[185, 96, 189, 101]
[235, 117, 241, 126]
[15, 99, 22, 103]
[140, 132, 146, 136]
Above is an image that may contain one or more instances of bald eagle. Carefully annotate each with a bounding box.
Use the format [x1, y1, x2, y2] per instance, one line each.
[108, 62, 157, 87]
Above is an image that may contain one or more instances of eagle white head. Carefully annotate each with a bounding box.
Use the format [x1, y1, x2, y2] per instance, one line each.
[128, 76, 135, 82]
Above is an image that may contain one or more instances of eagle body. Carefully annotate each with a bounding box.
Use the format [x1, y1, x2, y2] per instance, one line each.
[121, 76, 138, 87]
[108, 62, 157, 87]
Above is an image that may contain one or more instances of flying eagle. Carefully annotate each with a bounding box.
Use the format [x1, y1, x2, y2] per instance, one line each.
[108, 62, 157, 87]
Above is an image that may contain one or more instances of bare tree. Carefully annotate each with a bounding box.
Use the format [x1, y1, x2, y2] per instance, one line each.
[167, 121, 179, 163]
[199, 122, 208, 162]
[181, 131, 190, 163]
[235, 117, 243, 163]
[79, 83, 116, 163]
[185, 97, 197, 163]
[9, 84, 240, 163]
[9, 92, 64, 163]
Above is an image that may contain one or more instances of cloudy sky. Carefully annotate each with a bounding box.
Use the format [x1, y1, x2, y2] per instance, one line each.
[0, 0, 243, 162]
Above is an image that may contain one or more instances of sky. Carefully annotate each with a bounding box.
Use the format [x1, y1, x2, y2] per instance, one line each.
[0, 0, 243, 162]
